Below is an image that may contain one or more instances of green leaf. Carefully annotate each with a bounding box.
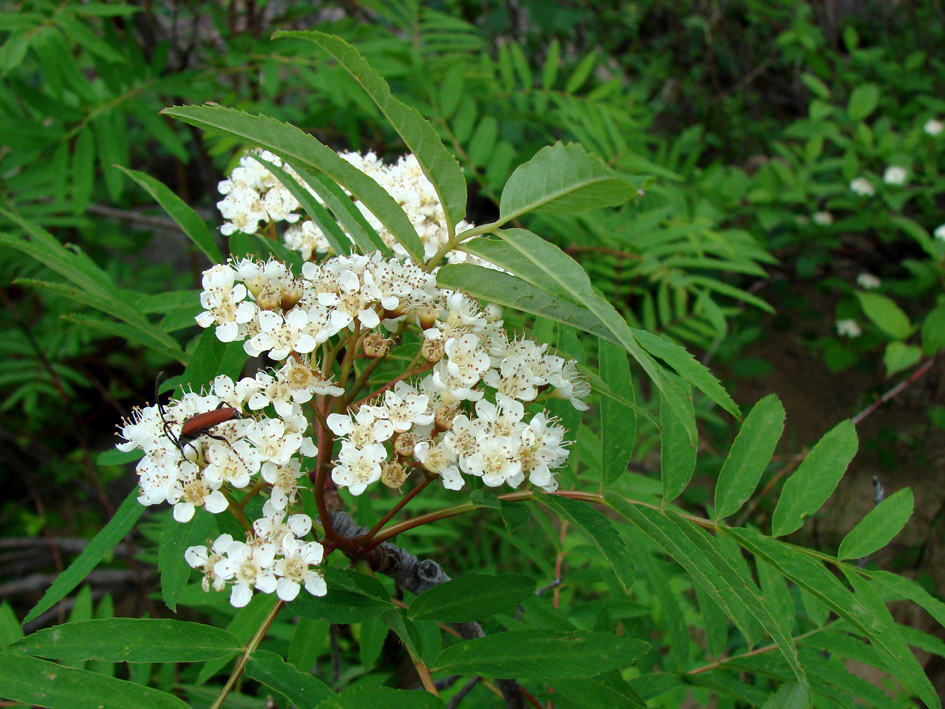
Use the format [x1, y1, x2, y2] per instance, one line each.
[320, 684, 445, 708]
[468, 115, 498, 167]
[838, 488, 914, 560]
[847, 84, 880, 122]
[714, 394, 785, 519]
[0, 653, 189, 708]
[24, 491, 142, 623]
[119, 167, 222, 264]
[771, 420, 858, 538]
[381, 608, 422, 659]
[548, 677, 646, 708]
[921, 306, 945, 354]
[290, 591, 392, 624]
[357, 615, 387, 670]
[449, 232, 699, 443]
[245, 649, 332, 706]
[61, 313, 185, 364]
[273, 31, 467, 232]
[499, 142, 644, 222]
[158, 511, 215, 612]
[297, 168, 389, 256]
[599, 339, 635, 485]
[660, 380, 696, 501]
[0, 602, 23, 649]
[11, 619, 239, 662]
[632, 329, 740, 419]
[869, 570, 945, 628]
[71, 128, 95, 214]
[407, 575, 534, 622]
[0, 214, 184, 361]
[607, 497, 809, 697]
[842, 571, 938, 708]
[432, 630, 648, 679]
[250, 157, 349, 256]
[883, 342, 922, 377]
[540, 495, 634, 593]
[182, 328, 246, 389]
[855, 291, 912, 340]
[162, 105, 423, 262]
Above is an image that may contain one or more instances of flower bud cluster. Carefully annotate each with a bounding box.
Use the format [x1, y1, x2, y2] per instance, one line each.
[117, 373, 325, 608]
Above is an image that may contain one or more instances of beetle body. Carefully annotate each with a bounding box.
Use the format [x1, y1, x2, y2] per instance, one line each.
[179, 406, 241, 442]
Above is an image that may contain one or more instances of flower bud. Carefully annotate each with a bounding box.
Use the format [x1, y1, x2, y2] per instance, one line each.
[417, 305, 440, 330]
[434, 404, 458, 432]
[393, 432, 417, 458]
[422, 337, 444, 363]
[380, 460, 407, 489]
[362, 333, 390, 358]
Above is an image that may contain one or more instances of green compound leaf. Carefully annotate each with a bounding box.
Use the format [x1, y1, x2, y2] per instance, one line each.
[0, 653, 189, 709]
[407, 575, 535, 622]
[24, 491, 143, 624]
[838, 488, 914, 561]
[10, 619, 239, 662]
[276, 30, 467, 234]
[432, 630, 649, 679]
[771, 420, 858, 538]
[714, 394, 785, 519]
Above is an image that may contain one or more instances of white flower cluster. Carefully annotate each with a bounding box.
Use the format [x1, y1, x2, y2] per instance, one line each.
[217, 148, 485, 267]
[850, 177, 875, 197]
[117, 373, 325, 608]
[883, 166, 907, 186]
[856, 273, 881, 290]
[836, 319, 862, 338]
[195, 254, 588, 496]
[924, 118, 943, 136]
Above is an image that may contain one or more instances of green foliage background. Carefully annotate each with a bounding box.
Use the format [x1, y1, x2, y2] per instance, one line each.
[1, 1, 945, 707]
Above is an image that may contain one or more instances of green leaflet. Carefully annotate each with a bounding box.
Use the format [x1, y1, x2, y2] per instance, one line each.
[714, 394, 785, 520]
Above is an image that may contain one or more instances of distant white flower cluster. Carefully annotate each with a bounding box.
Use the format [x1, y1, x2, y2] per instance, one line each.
[216, 149, 484, 266]
[117, 374, 324, 608]
[857, 273, 881, 290]
[836, 319, 862, 338]
[883, 166, 907, 186]
[924, 118, 943, 136]
[849, 177, 875, 197]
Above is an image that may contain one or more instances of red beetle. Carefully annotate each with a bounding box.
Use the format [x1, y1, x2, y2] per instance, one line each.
[155, 373, 241, 459]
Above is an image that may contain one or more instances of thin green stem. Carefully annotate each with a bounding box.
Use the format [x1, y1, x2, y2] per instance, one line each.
[424, 222, 499, 272]
[210, 599, 284, 709]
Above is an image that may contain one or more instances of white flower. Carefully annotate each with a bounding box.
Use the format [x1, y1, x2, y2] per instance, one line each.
[464, 435, 523, 488]
[812, 211, 833, 226]
[327, 406, 393, 447]
[850, 178, 875, 197]
[836, 319, 862, 338]
[934, 224, 945, 241]
[213, 540, 278, 608]
[883, 166, 907, 186]
[185, 533, 234, 592]
[274, 535, 326, 602]
[924, 118, 944, 136]
[331, 442, 387, 495]
[856, 273, 881, 290]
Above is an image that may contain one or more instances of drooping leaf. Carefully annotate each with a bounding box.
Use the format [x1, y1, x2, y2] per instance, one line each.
[0, 653, 189, 709]
[11, 619, 239, 662]
[432, 630, 648, 678]
[245, 649, 332, 706]
[771, 420, 858, 538]
[837, 488, 914, 560]
[24, 491, 143, 623]
[119, 167, 222, 264]
[714, 394, 785, 519]
[407, 575, 535, 622]
[276, 30, 467, 232]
